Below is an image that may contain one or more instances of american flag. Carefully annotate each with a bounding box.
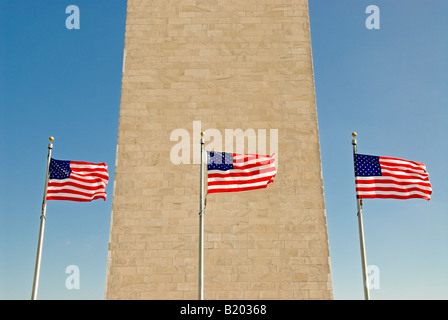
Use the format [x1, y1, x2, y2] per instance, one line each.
[46, 158, 109, 202]
[207, 151, 276, 194]
[354, 154, 432, 200]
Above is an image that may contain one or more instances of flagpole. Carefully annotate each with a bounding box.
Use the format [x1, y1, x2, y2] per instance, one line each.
[351, 132, 370, 300]
[31, 136, 54, 300]
[198, 132, 205, 300]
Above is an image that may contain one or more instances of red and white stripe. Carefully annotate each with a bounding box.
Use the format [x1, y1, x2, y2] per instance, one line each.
[356, 156, 432, 200]
[47, 161, 109, 202]
[207, 153, 276, 194]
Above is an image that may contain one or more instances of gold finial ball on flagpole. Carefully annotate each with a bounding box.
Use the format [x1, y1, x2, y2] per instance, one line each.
[352, 132, 357, 138]
[49, 136, 54, 142]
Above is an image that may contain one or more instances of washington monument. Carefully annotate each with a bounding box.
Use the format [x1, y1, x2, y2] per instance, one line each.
[105, 0, 333, 300]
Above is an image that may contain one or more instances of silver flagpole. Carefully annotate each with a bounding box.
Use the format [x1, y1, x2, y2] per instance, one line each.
[351, 132, 370, 300]
[31, 136, 54, 300]
[198, 132, 205, 300]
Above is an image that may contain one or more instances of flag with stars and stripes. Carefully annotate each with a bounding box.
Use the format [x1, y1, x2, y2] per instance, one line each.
[354, 154, 432, 200]
[46, 158, 109, 202]
[207, 151, 276, 194]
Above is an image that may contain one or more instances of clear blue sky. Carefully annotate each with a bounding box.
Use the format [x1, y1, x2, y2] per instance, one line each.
[0, 0, 447, 300]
